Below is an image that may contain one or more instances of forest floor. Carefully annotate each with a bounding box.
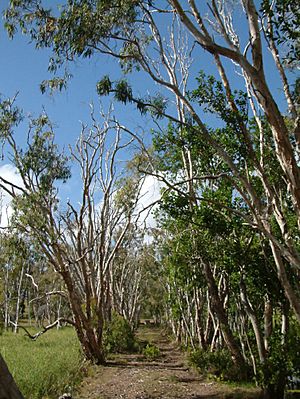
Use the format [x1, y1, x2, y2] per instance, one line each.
[74, 326, 262, 399]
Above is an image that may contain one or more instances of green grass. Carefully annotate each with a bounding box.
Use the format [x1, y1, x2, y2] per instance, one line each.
[0, 326, 83, 399]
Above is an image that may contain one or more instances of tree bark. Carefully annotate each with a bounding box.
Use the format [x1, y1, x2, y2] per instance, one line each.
[269, 241, 300, 323]
[240, 279, 267, 364]
[170, 0, 300, 261]
[62, 269, 106, 364]
[0, 354, 24, 399]
[202, 261, 247, 372]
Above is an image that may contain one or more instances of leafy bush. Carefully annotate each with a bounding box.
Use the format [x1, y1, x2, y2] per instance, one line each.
[256, 327, 300, 392]
[0, 327, 83, 399]
[142, 343, 161, 360]
[104, 312, 137, 353]
[189, 348, 241, 381]
[287, 322, 300, 385]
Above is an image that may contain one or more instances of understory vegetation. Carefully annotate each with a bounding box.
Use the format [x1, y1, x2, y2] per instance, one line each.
[189, 348, 240, 382]
[142, 343, 161, 361]
[0, 327, 83, 399]
[0, 321, 164, 397]
[103, 311, 138, 354]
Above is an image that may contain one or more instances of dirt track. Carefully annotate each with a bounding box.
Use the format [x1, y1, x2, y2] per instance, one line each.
[75, 327, 261, 399]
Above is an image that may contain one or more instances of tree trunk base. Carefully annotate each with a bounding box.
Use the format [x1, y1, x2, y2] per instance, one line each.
[0, 354, 24, 399]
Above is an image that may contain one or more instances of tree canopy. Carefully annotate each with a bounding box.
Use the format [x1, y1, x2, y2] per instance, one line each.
[1, 1, 300, 398]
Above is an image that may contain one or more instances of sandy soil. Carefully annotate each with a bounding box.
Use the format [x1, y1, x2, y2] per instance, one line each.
[74, 327, 261, 399]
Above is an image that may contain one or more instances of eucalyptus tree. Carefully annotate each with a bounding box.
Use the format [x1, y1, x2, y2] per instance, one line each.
[3, 0, 300, 328]
[0, 98, 146, 363]
[2, 2, 300, 396]
[0, 232, 29, 331]
[111, 226, 150, 326]
[158, 196, 298, 397]
[152, 110, 300, 397]
[159, 196, 292, 392]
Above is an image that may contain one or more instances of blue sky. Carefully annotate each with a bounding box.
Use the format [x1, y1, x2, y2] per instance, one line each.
[0, 1, 159, 208]
[0, 0, 295, 217]
[0, 0, 290, 149]
[0, 11, 153, 144]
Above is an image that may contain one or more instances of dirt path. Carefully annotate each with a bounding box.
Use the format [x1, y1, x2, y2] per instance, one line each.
[75, 327, 261, 399]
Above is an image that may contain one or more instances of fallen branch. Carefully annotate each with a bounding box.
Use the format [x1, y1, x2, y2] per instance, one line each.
[9, 318, 75, 340]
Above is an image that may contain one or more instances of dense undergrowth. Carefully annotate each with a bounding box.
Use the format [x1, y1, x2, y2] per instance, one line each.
[189, 348, 247, 382]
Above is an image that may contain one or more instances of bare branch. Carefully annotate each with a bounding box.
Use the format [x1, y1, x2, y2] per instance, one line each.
[9, 319, 75, 340]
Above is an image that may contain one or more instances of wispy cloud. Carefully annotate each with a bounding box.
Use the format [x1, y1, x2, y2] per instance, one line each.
[0, 164, 23, 227]
[137, 175, 163, 229]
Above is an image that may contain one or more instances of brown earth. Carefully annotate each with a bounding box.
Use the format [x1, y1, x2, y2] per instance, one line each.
[74, 327, 261, 399]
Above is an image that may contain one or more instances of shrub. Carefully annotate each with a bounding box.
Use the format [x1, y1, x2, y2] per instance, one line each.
[189, 348, 241, 381]
[142, 343, 161, 360]
[104, 312, 137, 353]
[256, 328, 300, 392]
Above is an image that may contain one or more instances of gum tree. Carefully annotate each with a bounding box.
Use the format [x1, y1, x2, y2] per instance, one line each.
[152, 114, 299, 397]
[3, 1, 300, 328]
[0, 98, 145, 363]
[2, 2, 300, 397]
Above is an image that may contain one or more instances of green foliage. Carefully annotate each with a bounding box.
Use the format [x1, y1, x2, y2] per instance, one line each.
[104, 312, 137, 353]
[40, 71, 73, 94]
[96, 75, 167, 118]
[256, 334, 289, 389]
[18, 117, 70, 192]
[0, 327, 83, 399]
[96, 75, 112, 96]
[138, 245, 166, 322]
[148, 94, 167, 119]
[191, 71, 248, 123]
[0, 97, 22, 140]
[142, 343, 161, 360]
[288, 321, 300, 380]
[0, 99, 70, 199]
[189, 348, 243, 381]
[190, 71, 249, 162]
[0, 103, 71, 236]
[4, 0, 140, 64]
[256, 323, 300, 390]
[260, 0, 300, 66]
[114, 79, 133, 104]
[97, 77, 133, 104]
